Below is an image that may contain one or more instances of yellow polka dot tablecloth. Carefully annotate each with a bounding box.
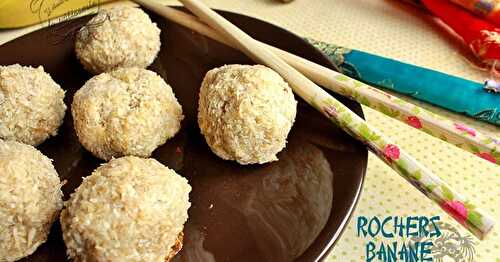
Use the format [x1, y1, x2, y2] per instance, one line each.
[0, 0, 499, 261]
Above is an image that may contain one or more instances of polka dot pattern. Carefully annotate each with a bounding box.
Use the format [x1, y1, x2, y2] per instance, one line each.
[2, 0, 498, 260]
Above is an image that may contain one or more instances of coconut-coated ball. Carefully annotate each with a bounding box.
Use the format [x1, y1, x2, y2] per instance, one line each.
[0, 64, 66, 146]
[198, 64, 297, 164]
[60, 156, 191, 261]
[75, 6, 161, 74]
[72, 67, 183, 160]
[0, 140, 63, 261]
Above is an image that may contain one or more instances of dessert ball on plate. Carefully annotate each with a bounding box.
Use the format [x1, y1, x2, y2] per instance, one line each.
[75, 6, 161, 74]
[198, 64, 297, 165]
[60, 156, 191, 261]
[72, 67, 183, 160]
[0, 64, 66, 146]
[0, 140, 63, 261]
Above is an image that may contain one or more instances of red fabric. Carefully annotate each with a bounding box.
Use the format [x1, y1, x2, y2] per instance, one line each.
[422, 0, 500, 64]
[491, 13, 500, 28]
[449, 0, 500, 28]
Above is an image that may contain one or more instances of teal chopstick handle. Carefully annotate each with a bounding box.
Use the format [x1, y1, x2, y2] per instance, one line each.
[309, 39, 500, 126]
[346, 50, 499, 125]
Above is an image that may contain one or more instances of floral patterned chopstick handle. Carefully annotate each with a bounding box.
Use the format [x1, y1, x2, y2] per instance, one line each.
[313, 94, 495, 239]
[327, 72, 500, 165]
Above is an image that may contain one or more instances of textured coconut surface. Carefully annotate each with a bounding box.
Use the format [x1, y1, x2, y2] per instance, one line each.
[0, 3, 372, 261]
[1, 0, 498, 260]
[198, 64, 297, 165]
[0, 140, 63, 261]
[75, 6, 161, 74]
[72, 67, 183, 161]
[60, 156, 191, 261]
[0, 64, 66, 146]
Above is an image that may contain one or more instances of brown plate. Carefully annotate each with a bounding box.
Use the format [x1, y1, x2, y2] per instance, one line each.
[0, 7, 367, 262]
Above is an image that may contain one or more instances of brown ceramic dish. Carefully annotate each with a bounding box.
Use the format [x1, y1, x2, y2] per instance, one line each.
[0, 7, 367, 262]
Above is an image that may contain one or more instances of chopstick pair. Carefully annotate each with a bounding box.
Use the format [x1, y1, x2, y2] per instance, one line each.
[132, 1, 499, 166]
[133, 0, 495, 239]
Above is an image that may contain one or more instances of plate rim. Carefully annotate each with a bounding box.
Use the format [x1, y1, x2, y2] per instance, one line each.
[0, 7, 368, 261]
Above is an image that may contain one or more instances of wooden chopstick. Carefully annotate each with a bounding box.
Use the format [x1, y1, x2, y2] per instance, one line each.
[134, 0, 495, 238]
[134, 0, 499, 166]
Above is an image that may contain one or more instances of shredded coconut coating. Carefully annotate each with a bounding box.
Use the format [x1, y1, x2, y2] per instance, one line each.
[60, 156, 191, 262]
[0, 64, 66, 146]
[0, 140, 63, 261]
[198, 64, 297, 164]
[75, 6, 161, 74]
[72, 67, 183, 161]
